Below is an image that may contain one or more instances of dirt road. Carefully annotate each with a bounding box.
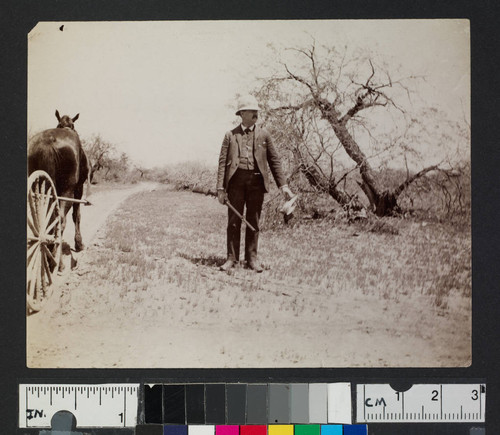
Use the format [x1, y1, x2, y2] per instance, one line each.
[63, 182, 160, 255]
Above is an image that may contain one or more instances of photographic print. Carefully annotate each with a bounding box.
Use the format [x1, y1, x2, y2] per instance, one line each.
[26, 19, 471, 368]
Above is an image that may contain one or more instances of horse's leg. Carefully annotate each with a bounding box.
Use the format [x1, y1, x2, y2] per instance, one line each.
[72, 204, 83, 252]
[58, 200, 72, 272]
[73, 184, 84, 252]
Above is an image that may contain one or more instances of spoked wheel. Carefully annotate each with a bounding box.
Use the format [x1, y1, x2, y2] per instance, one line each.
[27, 170, 62, 313]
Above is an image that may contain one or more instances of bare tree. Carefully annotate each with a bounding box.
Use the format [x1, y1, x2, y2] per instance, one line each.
[256, 42, 469, 217]
[81, 134, 117, 183]
[105, 152, 130, 181]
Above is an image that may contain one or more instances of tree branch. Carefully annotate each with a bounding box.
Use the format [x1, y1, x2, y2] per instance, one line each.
[333, 165, 359, 189]
[393, 164, 440, 197]
[284, 64, 316, 96]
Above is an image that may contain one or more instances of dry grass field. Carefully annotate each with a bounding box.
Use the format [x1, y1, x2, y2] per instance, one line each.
[27, 184, 471, 368]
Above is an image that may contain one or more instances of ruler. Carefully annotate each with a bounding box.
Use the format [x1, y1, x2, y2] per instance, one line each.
[356, 384, 486, 423]
[19, 384, 139, 428]
[19, 382, 486, 429]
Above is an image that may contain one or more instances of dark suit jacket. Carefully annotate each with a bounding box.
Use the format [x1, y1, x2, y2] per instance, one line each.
[217, 125, 287, 193]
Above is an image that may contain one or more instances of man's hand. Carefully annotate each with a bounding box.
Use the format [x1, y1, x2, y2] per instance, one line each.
[281, 185, 294, 200]
[217, 189, 228, 205]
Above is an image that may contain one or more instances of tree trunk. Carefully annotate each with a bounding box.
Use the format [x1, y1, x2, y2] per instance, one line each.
[330, 117, 381, 191]
[375, 190, 400, 216]
[299, 163, 351, 205]
[320, 108, 405, 216]
[89, 165, 97, 183]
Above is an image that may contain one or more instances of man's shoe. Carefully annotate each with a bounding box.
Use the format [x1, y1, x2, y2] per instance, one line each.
[247, 260, 263, 273]
[220, 259, 235, 271]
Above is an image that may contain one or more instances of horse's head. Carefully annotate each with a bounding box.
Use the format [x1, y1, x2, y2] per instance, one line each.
[55, 110, 79, 129]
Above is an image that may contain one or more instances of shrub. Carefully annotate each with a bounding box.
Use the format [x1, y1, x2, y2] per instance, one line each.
[151, 161, 216, 196]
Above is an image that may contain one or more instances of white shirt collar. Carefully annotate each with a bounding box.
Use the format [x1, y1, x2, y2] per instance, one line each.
[241, 124, 255, 132]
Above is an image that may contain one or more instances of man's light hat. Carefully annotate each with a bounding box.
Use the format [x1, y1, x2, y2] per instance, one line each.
[235, 94, 260, 116]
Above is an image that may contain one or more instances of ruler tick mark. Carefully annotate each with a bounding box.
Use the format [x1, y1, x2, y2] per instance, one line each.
[440, 385, 443, 419]
[479, 385, 482, 418]
[25, 385, 28, 428]
[124, 386, 127, 427]
[363, 384, 366, 421]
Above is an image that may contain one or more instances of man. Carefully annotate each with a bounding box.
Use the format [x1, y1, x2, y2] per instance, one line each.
[217, 94, 294, 272]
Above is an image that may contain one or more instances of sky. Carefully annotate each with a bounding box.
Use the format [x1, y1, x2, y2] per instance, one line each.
[27, 20, 470, 169]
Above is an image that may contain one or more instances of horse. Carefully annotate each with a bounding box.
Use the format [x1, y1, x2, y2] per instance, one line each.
[28, 110, 90, 269]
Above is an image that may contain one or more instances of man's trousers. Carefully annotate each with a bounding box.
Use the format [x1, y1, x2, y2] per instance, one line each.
[226, 168, 265, 262]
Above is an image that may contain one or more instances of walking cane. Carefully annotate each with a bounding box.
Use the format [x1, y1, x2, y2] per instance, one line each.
[224, 199, 257, 232]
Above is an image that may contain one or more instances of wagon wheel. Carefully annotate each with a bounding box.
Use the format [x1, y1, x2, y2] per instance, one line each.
[27, 170, 62, 313]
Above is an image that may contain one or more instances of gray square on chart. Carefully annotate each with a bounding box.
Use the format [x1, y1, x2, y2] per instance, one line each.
[246, 384, 268, 424]
[269, 384, 290, 424]
[290, 383, 309, 423]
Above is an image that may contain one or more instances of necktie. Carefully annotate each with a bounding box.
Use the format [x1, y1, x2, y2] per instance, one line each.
[244, 128, 252, 134]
